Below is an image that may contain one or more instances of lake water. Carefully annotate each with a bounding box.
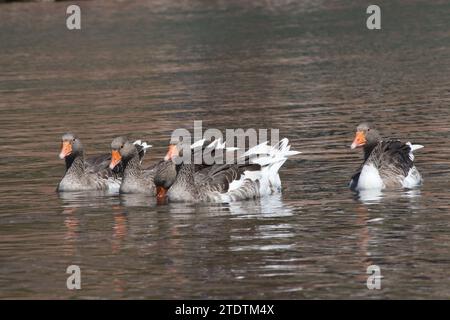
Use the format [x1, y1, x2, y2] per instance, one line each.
[0, 0, 449, 299]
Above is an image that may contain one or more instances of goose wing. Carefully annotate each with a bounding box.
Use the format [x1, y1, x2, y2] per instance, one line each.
[197, 162, 261, 194]
[370, 140, 420, 179]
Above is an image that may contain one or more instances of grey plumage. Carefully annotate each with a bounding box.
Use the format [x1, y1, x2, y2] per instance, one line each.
[156, 138, 299, 203]
[110, 137, 170, 195]
[57, 133, 122, 192]
[350, 123, 423, 190]
[165, 162, 262, 203]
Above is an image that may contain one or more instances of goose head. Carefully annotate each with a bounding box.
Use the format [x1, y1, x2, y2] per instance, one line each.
[351, 123, 382, 149]
[59, 133, 83, 159]
[163, 137, 192, 163]
[110, 136, 138, 170]
[154, 161, 177, 189]
[156, 140, 191, 201]
[153, 160, 177, 201]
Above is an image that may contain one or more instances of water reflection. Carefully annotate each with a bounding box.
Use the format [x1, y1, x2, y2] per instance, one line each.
[119, 193, 157, 208]
[356, 189, 384, 204]
[227, 194, 295, 218]
[356, 188, 422, 205]
[58, 190, 120, 208]
[402, 189, 421, 199]
[112, 212, 128, 254]
[62, 207, 80, 257]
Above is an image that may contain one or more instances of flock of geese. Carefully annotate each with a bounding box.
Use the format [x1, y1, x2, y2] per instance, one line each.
[57, 123, 424, 203]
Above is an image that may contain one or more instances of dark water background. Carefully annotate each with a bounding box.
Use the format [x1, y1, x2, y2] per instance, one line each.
[0, 0, 449, 299]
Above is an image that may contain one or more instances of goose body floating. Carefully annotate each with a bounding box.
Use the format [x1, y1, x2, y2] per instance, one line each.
[57, 133, 150, 192]
[156, 138, 300, 203]
[109, 136, 165, 195]
[109, 137, 236, 198]
[349, 123, 423, 191]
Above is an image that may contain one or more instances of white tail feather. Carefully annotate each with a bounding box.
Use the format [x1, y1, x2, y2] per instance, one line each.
[409, 143, 424, 152]
[229, 138, 300, 196]
[406, 142, 424, 161]
[133, 140, 152, 164]
[133, 140, 152, 150]
[194, 138, 239, 152]
[207, 139, 218, 149]
[190, 139, 206, 149]
[243, 138, 300, 164]
[243, 141, 269, 157]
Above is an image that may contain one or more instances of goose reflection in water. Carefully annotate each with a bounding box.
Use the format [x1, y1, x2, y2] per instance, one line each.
[226, 193, 295, 219]
[119, 193, 158, 207]
[58, 190, 120, 209]
[159, 193, 295, 218]
[355, 187, 422, 205]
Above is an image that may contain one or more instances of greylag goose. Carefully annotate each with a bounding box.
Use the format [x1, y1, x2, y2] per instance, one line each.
[109, 136, 177, 196]
[156, 138, 300, 203]
[152, 138, 232, 200]
[349, 123, 423, 190]
[109, 136, 158, 195]
[57, 133, 150, 192]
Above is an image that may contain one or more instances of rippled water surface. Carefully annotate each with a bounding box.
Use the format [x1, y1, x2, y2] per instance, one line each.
[1, 0, 449, 299]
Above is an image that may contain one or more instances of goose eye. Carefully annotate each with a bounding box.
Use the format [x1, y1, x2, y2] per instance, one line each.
[120, 145, 123, 149]
[73, 138, 76, 142]
[367, 129, 370, 132]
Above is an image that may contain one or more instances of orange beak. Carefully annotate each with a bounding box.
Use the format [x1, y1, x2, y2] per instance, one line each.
[164, 144, 178, 161]
[109, 150, 122, 169]
[351, 131, 367, 149]
[156, 186, 168, 201]
[59, 141, 72, 159]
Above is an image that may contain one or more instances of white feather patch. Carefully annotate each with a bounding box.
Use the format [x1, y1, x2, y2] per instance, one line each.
[402, 166, 423, 188]
[357, 164, 385, 190]
[106, 178, 121, 193]
[228, 170, 262, 192]
[406, 142, 424, 161]
[227, 138, 300, 197]
[133, 140, 152, 150]
[190, 139, 206, 149]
